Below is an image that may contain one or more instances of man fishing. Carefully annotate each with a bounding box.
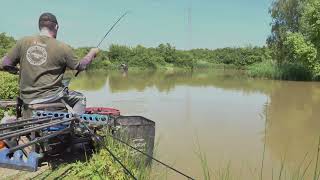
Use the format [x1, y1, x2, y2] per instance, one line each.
[0, 12, 99, 115]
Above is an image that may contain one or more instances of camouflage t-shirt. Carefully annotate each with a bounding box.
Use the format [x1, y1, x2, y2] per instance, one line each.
[6, 35, 79, 104]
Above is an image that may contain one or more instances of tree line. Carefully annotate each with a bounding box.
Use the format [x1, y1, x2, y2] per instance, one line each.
[0, 33, 269, 71]
[75, 43, 271, 70]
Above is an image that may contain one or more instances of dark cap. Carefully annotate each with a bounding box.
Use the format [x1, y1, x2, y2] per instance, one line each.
[39, 12, 58, 25]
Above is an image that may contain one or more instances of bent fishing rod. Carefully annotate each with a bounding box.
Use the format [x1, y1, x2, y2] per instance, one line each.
[75, 11, 130, 77]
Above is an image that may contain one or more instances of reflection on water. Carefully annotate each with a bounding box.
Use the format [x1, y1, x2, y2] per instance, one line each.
[265, 82, 320, 179]
[70, 70, 320, 179]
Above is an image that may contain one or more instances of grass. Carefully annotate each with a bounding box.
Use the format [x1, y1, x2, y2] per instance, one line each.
[194, 136, 211, 180]
[31, 131, 152, 180]
[247, 61, 312, 81]
[313, 137, 320, 180]
[247, 61, 281, 79]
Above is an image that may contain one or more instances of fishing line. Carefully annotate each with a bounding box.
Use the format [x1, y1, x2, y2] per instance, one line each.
[105, 133, 196, 180]
[75, 11, 130, 77]
[104, 145, 138, 180]
[62, 100, 137, 179]
[72, 10, 194, 179]
[62, 101, 193, 179]
[80, 120, 138, 180]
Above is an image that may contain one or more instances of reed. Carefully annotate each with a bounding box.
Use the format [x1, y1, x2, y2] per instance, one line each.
[313, 137, 320, 180]
[260, 101, 269, 180]
[193, 134, 212, 180]
[247, 61, 313, 80]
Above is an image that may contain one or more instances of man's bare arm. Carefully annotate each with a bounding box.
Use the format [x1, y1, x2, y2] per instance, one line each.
[77, 51, 96, 71]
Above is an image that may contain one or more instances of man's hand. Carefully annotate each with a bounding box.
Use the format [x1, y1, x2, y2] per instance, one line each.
[90, 48, 100, 58]
[75, 48, 100, 76]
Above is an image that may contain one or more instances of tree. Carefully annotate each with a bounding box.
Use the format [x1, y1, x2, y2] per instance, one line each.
[108, 44, 132, 64]
[0, 33, 15, 57]
[283, 32, 317, 70]
[156, 43, 177, 63]
[267, 0, 306, 63]
[301, 0, 320, 49]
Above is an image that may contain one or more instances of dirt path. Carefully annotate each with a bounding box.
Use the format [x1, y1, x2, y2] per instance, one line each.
[0, 165, 49, 180]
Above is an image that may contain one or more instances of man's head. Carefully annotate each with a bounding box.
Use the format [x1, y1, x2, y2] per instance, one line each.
[38, 13, 59, 38]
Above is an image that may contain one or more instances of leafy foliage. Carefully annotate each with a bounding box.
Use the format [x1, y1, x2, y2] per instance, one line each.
[106, 43, 269, 70]
[267, 0, 306, 63]
[283, 32, 318, 71]
[301, 0, 320, 47]
[0, 72, 19, 99]
[0, 33, 18, 118]
[0, 33, 15, 57]
[267, 0, 320, 79]
[0, 33, 269, 73]
[0, 72, 18, 118]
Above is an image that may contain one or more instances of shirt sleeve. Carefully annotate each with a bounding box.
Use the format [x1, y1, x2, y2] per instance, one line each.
[64, 46, 80, 70]
[5, 40, 22, 66]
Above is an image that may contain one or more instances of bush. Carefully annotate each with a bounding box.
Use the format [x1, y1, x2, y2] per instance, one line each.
[0, 72, 18, 99]
[0, 72, 18, 118]
[278, 62, 312, 80]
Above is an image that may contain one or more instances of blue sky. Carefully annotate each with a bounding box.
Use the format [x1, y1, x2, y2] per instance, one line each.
[0, 0, 273, 50]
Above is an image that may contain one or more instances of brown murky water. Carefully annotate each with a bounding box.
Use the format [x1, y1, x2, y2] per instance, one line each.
[70, 70, 320, 180]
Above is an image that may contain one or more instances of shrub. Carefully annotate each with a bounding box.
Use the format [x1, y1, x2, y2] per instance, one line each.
[0, 72, 18, 118]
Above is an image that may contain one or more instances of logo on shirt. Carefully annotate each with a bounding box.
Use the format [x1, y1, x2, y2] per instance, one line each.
[26, 45, 47, 66]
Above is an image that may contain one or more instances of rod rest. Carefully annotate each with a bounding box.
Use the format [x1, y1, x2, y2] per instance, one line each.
[0, 148, 42, 172]
[34, 111, 110, 128]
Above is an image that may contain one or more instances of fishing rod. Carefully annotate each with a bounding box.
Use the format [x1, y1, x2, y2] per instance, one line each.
[80, 121, 138, 180]
[96, 11, 130, 48]
[75, 11, 130, 77]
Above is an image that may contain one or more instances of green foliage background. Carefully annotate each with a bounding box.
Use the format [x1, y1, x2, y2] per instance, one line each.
[267, 0, 320, 80]
[0, 33, 19, 118]
[73, 43, 270, 71]
[65, 0, 320, 81]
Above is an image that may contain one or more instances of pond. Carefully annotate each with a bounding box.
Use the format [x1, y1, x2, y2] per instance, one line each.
[70, 69, 320, 179]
